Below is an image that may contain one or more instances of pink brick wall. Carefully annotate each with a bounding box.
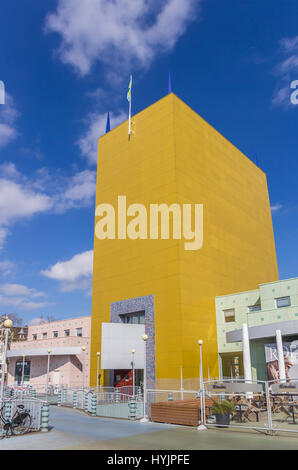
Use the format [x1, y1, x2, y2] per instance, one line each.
[7, 316, 91, 388]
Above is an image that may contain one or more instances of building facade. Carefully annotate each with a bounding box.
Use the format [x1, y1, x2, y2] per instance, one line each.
[90, 93, 278, 390]
[7, 316, 90, 388]
[216, 277, 298, 381]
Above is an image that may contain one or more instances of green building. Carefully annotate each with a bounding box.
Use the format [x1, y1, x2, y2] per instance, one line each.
[216, 277, 298, 382]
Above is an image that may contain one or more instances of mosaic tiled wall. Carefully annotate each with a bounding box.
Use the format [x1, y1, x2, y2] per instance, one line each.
[110, 294, 156, 389]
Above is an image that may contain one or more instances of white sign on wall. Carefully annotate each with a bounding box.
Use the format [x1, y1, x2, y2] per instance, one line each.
[101, 323, 145, 369]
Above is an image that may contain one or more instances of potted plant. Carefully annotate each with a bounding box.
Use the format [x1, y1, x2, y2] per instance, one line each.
[211, 400, 235, 427]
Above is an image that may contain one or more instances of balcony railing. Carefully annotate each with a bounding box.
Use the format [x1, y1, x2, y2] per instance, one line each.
[9, 336, 89, 350]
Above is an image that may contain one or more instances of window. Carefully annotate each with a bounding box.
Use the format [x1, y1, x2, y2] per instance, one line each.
[64, 329, 70, 337]
[76, 328, 82, 337]
[248, 304, 261, 313]
[42, 332, 47, 339]
[32, 334, 37, 340]
[223, 309, 235, 323]
[276, 296, 291, 308]
[53, 331, 58, 338]
[121, 311, 145, 324]
[14, 361, 30, 385]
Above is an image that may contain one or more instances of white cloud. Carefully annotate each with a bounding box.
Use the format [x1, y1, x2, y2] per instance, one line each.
[0, 178, 52, 226]
[272, 35, 298, 107]
[41, 250, 93, 294]
[0, 163, 97, 248]
[78, 111, 126, 165]
[271, 203, 283, 213]
[45, 0, 198, 77]
[57, 169, 97, 210]
[0, 167, 52, 249]
[0, 93, 19, 148]
[0, 260, 14, 276]
[28, 317, 46, 326]
[0, 169, 52, 249]
[0, 283, 45, 298]
[0, 283, 50, 310]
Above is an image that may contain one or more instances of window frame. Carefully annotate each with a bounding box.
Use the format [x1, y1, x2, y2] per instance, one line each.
[275, 296, 291, 309]
[223, 308, 236, 323]
[248, 304, 261, 313]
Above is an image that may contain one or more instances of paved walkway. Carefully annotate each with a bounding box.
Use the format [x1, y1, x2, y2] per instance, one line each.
[1, 406, 298, 450]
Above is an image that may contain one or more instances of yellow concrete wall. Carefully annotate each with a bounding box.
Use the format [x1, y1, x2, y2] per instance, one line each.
[172, 96, 278, 387]
[90, 95, 183, 387]
[90, 93, 279, 389]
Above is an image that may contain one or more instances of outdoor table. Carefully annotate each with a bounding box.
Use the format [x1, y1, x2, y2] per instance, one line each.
[233, 403, 247, 423]
[287, 403, 297, 424]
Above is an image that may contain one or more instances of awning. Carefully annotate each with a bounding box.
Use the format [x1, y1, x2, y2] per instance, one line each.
[226, 319, 298, 343]
[7, 347, 82, 358]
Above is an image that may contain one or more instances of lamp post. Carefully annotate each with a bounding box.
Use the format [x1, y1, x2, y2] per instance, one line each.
[45, 349, 51, 403]
[21, 354, 26, 386]
[0, 318, 13, 404]
[81, 346, 86, 393]
[140, 334, 148, 423]
[131, 349, 136, 397]
[96, 351, 100, 397]
[198, 340, 203, 390]
[197, 339, 207, 431]
[180, 366, 184, 400]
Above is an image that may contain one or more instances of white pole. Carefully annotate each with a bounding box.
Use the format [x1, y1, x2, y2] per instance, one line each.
[199, 343, 203, 390]
[242, 323, 252, 383]
[140, 335, 148, 422]
[45, 349, 51, 403]
[21, 354, 26, 386]
[131, 349, 136, 397]
[96, 352, 100, 397]
[128, 95, 131, 137]
[180, 366, 184, 400]
[276, 329, 286, 383]
[197, 339, 207, 431]
[128, 74, 132, 138]
[0, 323, 11, 404]
[81, 346, 86, 393]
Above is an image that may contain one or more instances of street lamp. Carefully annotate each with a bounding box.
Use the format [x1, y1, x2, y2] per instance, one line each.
[197, 339, 207, 431]
[81, 346, 86, 393]
[140, 334, 148, 423]
[0, 318, 13, 404]
[96, 351, 100, 397]
[45, 349, 51, 403]
[131, 349, 136, 397]
[21, 354, 26, 386]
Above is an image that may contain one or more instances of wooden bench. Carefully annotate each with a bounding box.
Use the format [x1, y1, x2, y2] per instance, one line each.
[151, 397, 216, 426]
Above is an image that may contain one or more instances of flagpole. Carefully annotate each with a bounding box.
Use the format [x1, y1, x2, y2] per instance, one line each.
[128, 94, 131, 137]
[128, 74, 132, 139]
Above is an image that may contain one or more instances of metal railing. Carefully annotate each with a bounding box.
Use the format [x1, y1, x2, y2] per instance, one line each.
[0, 397, 46, 432]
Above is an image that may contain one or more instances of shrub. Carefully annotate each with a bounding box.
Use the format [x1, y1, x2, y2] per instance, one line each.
[211, 400, 235, 415]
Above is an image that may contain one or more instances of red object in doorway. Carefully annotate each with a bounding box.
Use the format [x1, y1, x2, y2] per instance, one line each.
[114, 369, 133, 387]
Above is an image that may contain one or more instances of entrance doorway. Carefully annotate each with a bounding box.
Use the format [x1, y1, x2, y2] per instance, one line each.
[114, 369, 144, 388]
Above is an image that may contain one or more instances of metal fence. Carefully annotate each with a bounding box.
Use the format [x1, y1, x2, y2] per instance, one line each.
[0, 397, 46, 432]
[200, 378, 298, 435]
[139, 379, 298, 436]
[202, 379, 270, 432]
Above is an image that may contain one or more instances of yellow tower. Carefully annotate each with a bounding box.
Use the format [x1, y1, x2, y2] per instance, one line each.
[90, 93, 278, 390]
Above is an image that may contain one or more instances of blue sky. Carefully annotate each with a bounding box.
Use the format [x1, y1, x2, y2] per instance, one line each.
[0, 0, 297, 325]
